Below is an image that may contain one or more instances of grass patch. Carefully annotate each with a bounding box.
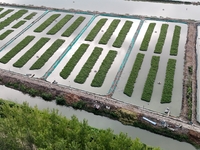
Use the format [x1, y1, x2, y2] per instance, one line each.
[0, 36, 35, 64]
[74, 47, 103, 84]
[34, 14, 61, 32]
[0, 9, 28, 30]
[85, 18, 107, 41]
[140, 23, 156, 51]
[30, 39, 65, 70]
[60, 44, 89, 79]
[112, 21, 133, 48]
[141, 56, 160, 102]
[99, 19, 120, 45]
[0, 9, 13, 19]
[12, 20, 26, 28]
[13, 37, 50, 68]
[47, 14, 73, 35]
[161, 59, 176, 103]
[91, 50, 117, 87]
[61, 16, 85, 37]
[154, 24, 169, 54]
[0, 8, 3, 12]
[170, 25, 181, 56]
[0, 30, 14, 40]
[124, 53, 145, 97]
[24, 12, 37, 20]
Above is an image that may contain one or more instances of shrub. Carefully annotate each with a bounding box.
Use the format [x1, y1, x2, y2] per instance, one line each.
[56, 96, 66, 105]
[24, 12, 37, 20]
[170, 26, 181, 56]
[12, 20, 26, 28]
[0, 30, 13, 40]
[0, 9, 13, 19]
[41, 93, 53, 101]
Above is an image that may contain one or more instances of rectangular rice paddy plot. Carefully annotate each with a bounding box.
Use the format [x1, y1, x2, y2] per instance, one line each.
[30, 39, 65, 70]
[0, 9, 14, 19]
[140, 23, 156, 51]
[61, 16, 86, 37]
[74, 47, 103, 84]
[0, 36, 35, 64]
[12, 20, 26, 29]
[170, 25, 181, 56]
[60, 44, 89, 79]
[24, 12, 37, 20]
[154, 24, 169, 54]
[13, 37, 50, 68]
[47, 14, 74, 35]
[0, 30, 14, 40]
[0, 8, 3, 12]
[85, 18, 108, 41]
[141, 56, 160, 102]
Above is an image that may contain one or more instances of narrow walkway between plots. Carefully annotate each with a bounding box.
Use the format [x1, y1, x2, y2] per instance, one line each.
[108, 19, 144, 96]
[0, 10, 50, 52]
[42, 14, 98, 79]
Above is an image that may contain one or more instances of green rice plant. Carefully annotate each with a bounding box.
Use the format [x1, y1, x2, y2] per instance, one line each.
[161, 59, 176, 103]
[0, 30, 13, 40]
[85, 18, 108, 41]
[34, 14, 61, 32]
[154, 24, 169, 54]
[99, 19, 120, 45]
[60, 44, 89, 79]
[140, 23, 156, 51]
[0, 9, 28, 30]
[12, 20, 26, 28]
[0, 8, 3, 12]
[91, 50, 117, 87]
[112, 21, 133, 48]
[13, 37, 50, 68]
[30, 39, 65, 70]
[24, 12, 37, 20]
[0, 9, 13, 19]
[61, 16, 85, 37]
[0, 36, 35, 64]
[47, 14, 73, 35]
[74, 47, 103, 84]
[170, 26, 181, 56]
[141, 56, 160, 102]
[123, 53, 145, 97]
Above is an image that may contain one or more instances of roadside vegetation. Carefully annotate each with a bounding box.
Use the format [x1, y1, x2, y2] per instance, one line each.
[112, 21, 133, 48]
[24, 12, 37, 20]
[74, 47, 103, 84]
[47, 14, 73, 35]
[85, 18, 108, 41]
[170, 25, 181, 56]
[13, 37, 50, 68]
[161, 59, 176, 103]
[91, 50, 117, 87]
[12, 20, 26, 28]
[154, 24, 169, 54]
[34, 14, 61, 32]
[0, 9, 13, 19]
[124, 53, 145, 97]
[98, 19, 120, 45]
[0, 36, 35, 64]
[60, 44, 89, 79]
[140, 23, 156, 51]
[187, 66, 193, 120]
[61, 16, 85, 37]
[0, 30, 13, 40]
[30, 39, 65, 70]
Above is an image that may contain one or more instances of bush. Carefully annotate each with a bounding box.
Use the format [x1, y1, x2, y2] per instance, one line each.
[12, 20, 26, 28]
[0, 30, 13, 40]
[0, 9, 13, 19]
[170, 26, 181, 56]
[55, 96, 66, 105]
[24, 12, 37, 20]
[41, 93, 53, 101]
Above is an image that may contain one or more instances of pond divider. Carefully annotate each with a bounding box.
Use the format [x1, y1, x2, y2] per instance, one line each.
[42, 14, 98, 80]
[0, 10, 49, 52]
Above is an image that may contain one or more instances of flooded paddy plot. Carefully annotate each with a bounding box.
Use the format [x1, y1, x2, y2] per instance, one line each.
[113, 20, 187, 116]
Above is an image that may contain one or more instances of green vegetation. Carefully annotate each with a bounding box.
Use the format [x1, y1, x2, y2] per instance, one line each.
[170, 25, 181, 56]
[0, 8, 3, 12]
[91, 50, 117, 87]
[161, 59, 176, 103]
[99, 19, 120, 45]
[85, 18, 107, 41]
[61, 16, 85, 37]
[0, 9, 28, 30]
[0, 30, 13, 40]
[154, 24, 169, 54]
[47, 14, 73, 35]
[187, 80, 192, 121]
[34, 14, 61, 32]
[30, 39, 65, 70]
[112, 21, 133, 48]
[60, 44, 89, 79]
[0, 9, 13, 19]
[0, 36, 35, 64]
[24, 12, 37, 20]
[13, 37, 50, 68]
[74, 47, 103, 84]
[141, 56, 160, 102]
[124, 53, 145, 97]
[12, 20, 26, 28]
[140, 23, 156, 51]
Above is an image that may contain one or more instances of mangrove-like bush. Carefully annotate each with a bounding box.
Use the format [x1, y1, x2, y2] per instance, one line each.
[0, 30, 13, 40]
[12, 20, 26, 28]
[24, 12, 37, 20]
[170, 26, 181, 56]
